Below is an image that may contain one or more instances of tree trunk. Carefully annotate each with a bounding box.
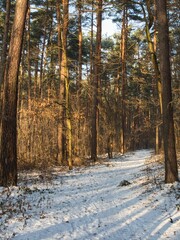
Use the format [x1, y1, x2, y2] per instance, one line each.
[143, 0, 163, 153]
[39, 29, 47, 98]
[77, 0, 82, 89]
[120, 4, 128, 154]
[27, 4, 31, 110]
[0, 0, 11, 144]
[157, 0, 178, 183]
[62, 0, 73, 169]
[56, 0, 65, 164]
[0, 0, 11, 87]
[89, 0, 94, 156]
[0, 0, 28, 187]
[144, 0, 162, 114]
[76, 0, 83, 156]
[91, 0, 102, 161]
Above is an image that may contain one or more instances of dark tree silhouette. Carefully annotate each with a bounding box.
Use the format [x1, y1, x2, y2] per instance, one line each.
[157, 0, 178, 183]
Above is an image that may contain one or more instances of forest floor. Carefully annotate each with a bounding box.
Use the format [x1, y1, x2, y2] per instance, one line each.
[0, 149, 180, 240]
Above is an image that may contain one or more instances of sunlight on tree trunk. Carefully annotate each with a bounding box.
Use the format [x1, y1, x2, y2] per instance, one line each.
[0, 0, 28, 187]
[56, 0, 64, 164]
[120, 4, 128, 154]
[62, 0, 73, 170]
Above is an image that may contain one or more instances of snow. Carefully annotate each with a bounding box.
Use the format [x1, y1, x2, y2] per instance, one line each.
[0, 149, 179, 240]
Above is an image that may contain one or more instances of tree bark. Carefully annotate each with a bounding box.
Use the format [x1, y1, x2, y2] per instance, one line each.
[156, 0, 178, 183]
[56, 0, 65, 164]
[62, 0, 73, 169]
[0, 0, 11, 138]
[144, 1, 162, 113]
[27, 4, 32, 110]
[143, 0, 163, 153]
[76, 0, 83, 156]
[120, 4, 128, 154]
[0, 0, 11, 87]
[0, 0, 28, 187]
[91, 0, 102, 161]
[77, 0, 82, 89]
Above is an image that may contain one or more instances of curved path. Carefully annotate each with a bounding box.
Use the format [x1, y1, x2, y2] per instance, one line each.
[0, 150, 179, 240]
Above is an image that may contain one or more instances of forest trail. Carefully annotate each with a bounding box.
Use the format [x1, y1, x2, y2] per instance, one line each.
[0, 149, 180, 240]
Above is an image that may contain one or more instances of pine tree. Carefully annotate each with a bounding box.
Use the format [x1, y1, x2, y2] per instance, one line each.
[0, 0, 28, 187]
[157, 0, 179, 183]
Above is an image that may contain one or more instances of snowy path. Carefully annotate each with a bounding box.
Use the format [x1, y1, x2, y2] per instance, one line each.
[0, 149, 180, 240]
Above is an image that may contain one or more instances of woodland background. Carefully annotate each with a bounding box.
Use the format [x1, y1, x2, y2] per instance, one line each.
[0, 0, 179, 171]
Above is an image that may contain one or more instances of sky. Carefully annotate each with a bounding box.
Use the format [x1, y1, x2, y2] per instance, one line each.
[102, 19, 119, 36]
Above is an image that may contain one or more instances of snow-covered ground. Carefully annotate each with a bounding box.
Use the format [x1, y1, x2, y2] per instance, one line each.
[0, 149, 179, 240]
